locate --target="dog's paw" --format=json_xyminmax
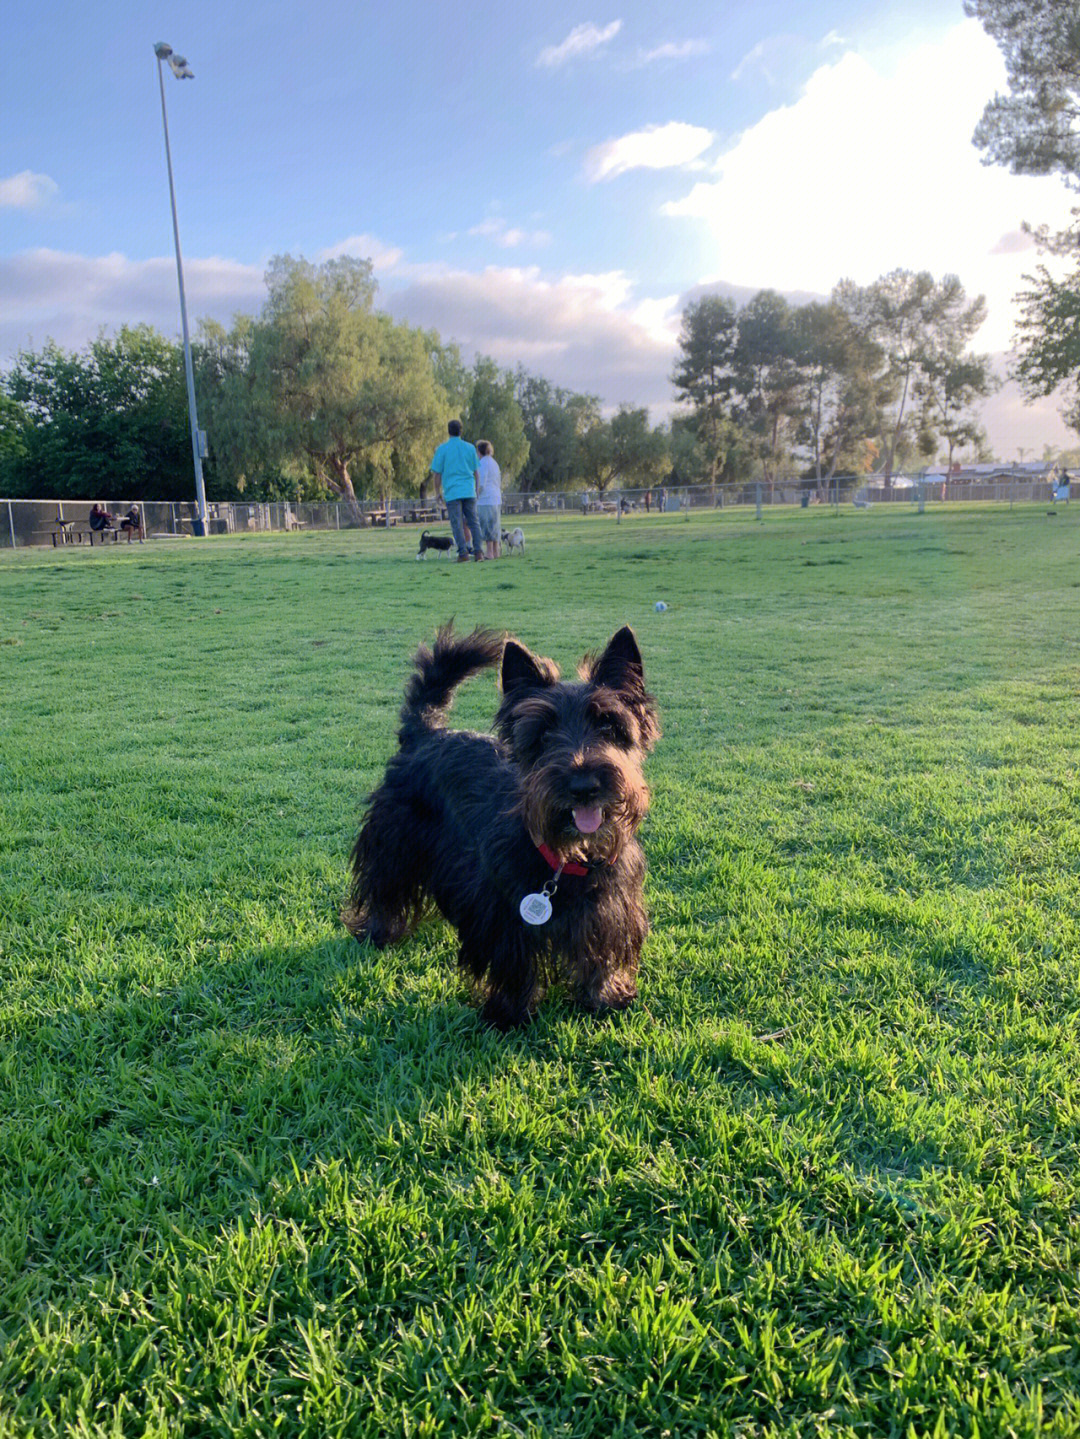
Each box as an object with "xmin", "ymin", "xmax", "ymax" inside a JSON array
[
  {"xmin": 580, "ymin": 976, "xmax": 638, "ymax": 1015},
  {"xmin": 481, "ymin": 993, "xmax": 534, "ymax": 1031},
  {"xmin": 340, "ymin": 906, "xmax": 389, "ymax": 948}
]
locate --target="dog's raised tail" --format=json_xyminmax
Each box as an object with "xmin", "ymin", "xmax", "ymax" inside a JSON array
[{"xmin": 398, "ymin": 622, "xmax": 504, "ymax": 746}]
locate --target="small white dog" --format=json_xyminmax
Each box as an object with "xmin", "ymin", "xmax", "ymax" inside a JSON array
[{"xmin": 501, "ymin": 526, "xmax": 526, "ymax": 556}]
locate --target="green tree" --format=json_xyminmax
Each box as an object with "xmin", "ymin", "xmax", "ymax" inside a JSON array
[
  {"xmin": 965, "ymin": 0, "xmax": 1080, "ymax": 191},
  {"xmin": 1013, "ymin": 263, "xmax": 1080, "ymax": 432},
  {"xmin": 195, "ymin": 316, "xmax": 292, "ymax": 498},
  {"xmin": 671, "ymin": 295, "xmax": 738, "ymax": 493},
  {"xmin": 836, "ymin": 271, "xmax": 987, "ymax": 486},
  {"xmin": 424, "ymin": 335, "xmax": 471, "ymax": 417},
  {"xmin": 916, "ymin": 351, "xmax": 998, "ymax": 474},
  {"xmin": 732, "ymin": 290, "xmax": 804, "ymax": 492},
  {"xmin": 2, "ymin": 326, "xmax": 192, "ymax": 500},
  {"xmin": 462, "ymin": 357, "xmax": 529, "ymax": 483},
  {"xmin": 577, "ymin": 419, "xmax": 617, "ymax": 493},
  {"xmin": 0, "ymin": 393, "xmax": 31, "ymax": 476},
  {"xmin": 202, "ymin": 255, "xmax": 446, "ymax": 517},
  {"xmin": 611, "ymin": 406, "xmax": 668, "ymax": 488},
  {"xmin": 514, "ymin": 370, "xmax": 599, "ymax": 491},
  {"xmin": 966, "ymin": 0, "xmax": 1080, "ymax": 435},
  {"xmin": 792, "ymin": 299, "xmax": 889, "ymax": 489}
]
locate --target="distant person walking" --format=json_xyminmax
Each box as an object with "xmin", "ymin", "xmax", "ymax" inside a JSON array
[
  {"xmin": 430, "ymin": 420, "xmax": 484, "ymax": 562},
  {"xmin": 644, "ymin": 489, "xmax": 652, "ymax": 513},
  {"xmin": 476, "ymin": 440, "xmax": 502, "ymax": 559},
  {"xmin": 657, "ymin": 485, "xmax": 667, "ymax": 513}
]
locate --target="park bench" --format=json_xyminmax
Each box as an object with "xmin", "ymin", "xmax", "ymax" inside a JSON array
[
  {"xmin": 88, "ymin": 523, "xmax": 145, "ymax": 545},
  {"xmin": 409, "ymin": 506, "xmax": 442, "ymax": 524},
  {"xmin": 365, "ymin": 511, "xmax": 398, "ymax": 527},
  {"xmin": 36, "ymin": 524, "xmax": 87, "ymax": 547}
]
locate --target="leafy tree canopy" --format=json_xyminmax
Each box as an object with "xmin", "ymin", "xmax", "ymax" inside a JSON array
[
  {"xmin": 2, "ymin": 326, "xmax": 192, "ymax": 500},
  {"xmin": 462, "ymin": 356, "xmax": 529, "ymax": 482},
  {"xmin": 200, "ymin": 255, "xmax": 447, "ymax": 512},
  {"xmin": 966, "ymin": 0, "xmax": 1080, "ymax": 188},
  {"xmin": 514, "ymin": 369, "xmax": 599, "ymax": 491},
  {"xmin": 671, "ymin": 294, "xmax": 739, "ymax": 488}
]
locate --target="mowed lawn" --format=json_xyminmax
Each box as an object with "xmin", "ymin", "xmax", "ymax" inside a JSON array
[{"xmin": 1, "ymin": 503, "xmax": 1079, "ymax": 1437}]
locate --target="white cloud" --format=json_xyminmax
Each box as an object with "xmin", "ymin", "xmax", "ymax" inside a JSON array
[
  {"xmin": 537, "ymin": 21, "xmax": 622, "ymax": 68},
  {"xmin": 585, "ymin": 121, "xmax": 714, "ymax": 182},
  {"xmin": 636, "ymin": 39, "xmax": 710, "ymax": 65},
  {"xmin": 319, "ymin": 234, "xmax": 403, "ymax": 270},
  {"xmin": 382, "ymin": 262, "xmax": 1072, "ymax": 450},
  {"xmin": 468, "ymin": 218, "xmax": 552, "ymax": 248},
  {"xmin": 382, "ymin": 263, "xmax": 678, "ymax": 407},
  {"xmin": 730, "ymin": 38, "xmax": 797, "ymax": 84},
  {"xmin": 0, "ymin": 249, "xmax": 265, "ymax": 357},
  {"xmin": 662, "ymin": 19, "xmax": 1075, "ymax": 354},
  {"xmin": 0, "ymin": 170, "xmax": 59, "ymax": 210},
  {"xmin": 989, "ymin": 230, "xmax": 1035, "ymax": 256},
  {"xmin": 2, "ymin": 234, "xmax": 1070, "ymax": 457}
]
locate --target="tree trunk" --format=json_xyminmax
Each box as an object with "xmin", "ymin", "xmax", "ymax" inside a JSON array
[
  {"xmin": 326, "ymin": 457, "xmax": 363, "ymax": 524},
  {"xmin": 884, "ymin": 367, "xmax": 911, "ymax": 492}
]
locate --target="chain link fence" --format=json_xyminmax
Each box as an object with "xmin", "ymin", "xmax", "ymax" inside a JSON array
[{"xmin": 0, "ymin": 476, "xmax": 1065, "ymax": 549}]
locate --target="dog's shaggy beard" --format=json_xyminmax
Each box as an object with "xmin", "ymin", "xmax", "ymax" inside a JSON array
[{"xmin": 518, "ymin": 749, "xmax": 650, "ymax": 865}]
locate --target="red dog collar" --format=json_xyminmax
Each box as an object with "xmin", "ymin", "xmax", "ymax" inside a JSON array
[{"xmin": 537, "ymin": 842, "xmax": 591, "ymax": 876}]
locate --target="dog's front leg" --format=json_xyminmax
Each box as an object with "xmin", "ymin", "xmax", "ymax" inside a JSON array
[
  {"xmin": 574, "ymin": 901, "xmax": 647, "ymax": 1014},
  {"xmin": 463, "ymin": 930, "xmax": 540, "ymax": 1030}
]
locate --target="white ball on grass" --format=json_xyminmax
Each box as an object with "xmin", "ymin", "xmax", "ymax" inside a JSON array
[{"xmin": 654, "ymin": 601, "xmax": 668, "ymax": 612}]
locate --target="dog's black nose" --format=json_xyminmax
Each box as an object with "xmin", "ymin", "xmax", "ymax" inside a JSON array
[{"xmin": 569, "ymin": 772, "xmax": 602, "ymax": 799}]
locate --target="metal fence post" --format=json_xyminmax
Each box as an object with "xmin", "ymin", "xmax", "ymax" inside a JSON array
[
  {"xmin": 755, "ymin": 483, "xmax": 762, "ymax": 521},
  {"xmin": 7, "ymin": 501, "xmax": 14, "ymax": 549}
]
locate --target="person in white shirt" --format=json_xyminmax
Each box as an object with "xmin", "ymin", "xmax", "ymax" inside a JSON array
[{"xmin": 476, "ymin": 440, "xmax": 503, "ymax": 559}]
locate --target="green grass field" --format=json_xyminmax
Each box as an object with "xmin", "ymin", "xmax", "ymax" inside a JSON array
[{"xmin": 2, "ymin": 503, "xmax": 1079, "ymax": 1437}]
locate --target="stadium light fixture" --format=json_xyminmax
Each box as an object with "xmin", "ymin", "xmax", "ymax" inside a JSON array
[{"xmin": 154, "ymin": 42, "xmax": 208, "ymax": 534}]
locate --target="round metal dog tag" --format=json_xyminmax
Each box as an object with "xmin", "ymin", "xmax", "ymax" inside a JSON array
[{"xmin": 519, "ymin": 892, "xmax": 553, "ymax": 925}]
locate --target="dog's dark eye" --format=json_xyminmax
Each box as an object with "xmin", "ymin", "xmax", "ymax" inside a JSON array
[{"xmin": 597, "ymin": 715, "xmax": 629, "ymax": 745}]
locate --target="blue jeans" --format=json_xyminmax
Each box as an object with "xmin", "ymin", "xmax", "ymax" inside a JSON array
[{"xmin": 446, "ymin": 497, "xmax": 483, "ymax": 558}]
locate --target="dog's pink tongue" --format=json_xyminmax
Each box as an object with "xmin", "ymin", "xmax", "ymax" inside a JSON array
[{"xmin": 573, "ymin": 805, "xmax": 603, "ymax": 835}]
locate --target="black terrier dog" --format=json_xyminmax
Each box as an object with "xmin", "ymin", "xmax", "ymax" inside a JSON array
[
  {"xmin": 416, "ymin": 529, "xmax": 454, "ymax": 559},
  {"xmin": 345, "ymin": 623, "xmax": 660, "ymax": 1029}
]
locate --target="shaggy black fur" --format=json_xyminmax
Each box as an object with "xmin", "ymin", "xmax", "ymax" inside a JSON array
[{"xmin": 346, "ymin": 622, "xmax": 660, "ymax": 1030}]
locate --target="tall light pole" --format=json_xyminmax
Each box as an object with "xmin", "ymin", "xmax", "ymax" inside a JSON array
[{"xmin": 154, "ymin": 42, "xmax": 208, "ymax": 534}]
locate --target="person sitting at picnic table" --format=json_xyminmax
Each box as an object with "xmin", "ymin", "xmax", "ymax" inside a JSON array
[
  {"xmin": 88, "ymin": 503, "xmax": 116, "ymax": 533},
  {"xmin": 120, "ymin": 504, "xmax": 142, "ymax": 537}
]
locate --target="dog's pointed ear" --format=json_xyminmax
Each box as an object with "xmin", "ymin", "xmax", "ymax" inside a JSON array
[
  {"xmin": 589, "ymin": 626, "xmax": 645, "ymax": 694},
  {"xmin": 501, "ymin": 639, "xmax": 558, "ymax": 694},
  {"xmin": 587, "ymin": 626, "xmax": 660, "ymax": 748}
]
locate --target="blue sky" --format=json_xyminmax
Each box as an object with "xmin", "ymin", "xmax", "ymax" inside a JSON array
[{"xmin": 3, "ymin": 0, "xmax": 1076, "ymax": 454}]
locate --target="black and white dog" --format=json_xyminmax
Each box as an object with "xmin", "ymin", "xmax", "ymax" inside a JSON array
[{"xmin": 417, "ymin": 530, "xmax": 455, "ymax": 560}]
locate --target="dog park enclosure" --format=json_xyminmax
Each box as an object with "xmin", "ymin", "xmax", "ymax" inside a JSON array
[
  {"xmin": 2, "ymin": 504, "xmax": 1079, "ymax": 1435},
  {"xmin": 0, "ymin": 464, "xmax": 1066, "ymax": 548}
]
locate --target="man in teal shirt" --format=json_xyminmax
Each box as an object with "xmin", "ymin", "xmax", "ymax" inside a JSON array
[{"xmin": 430, "ymin": 420, "xmax": 485, "ymax": 561}]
